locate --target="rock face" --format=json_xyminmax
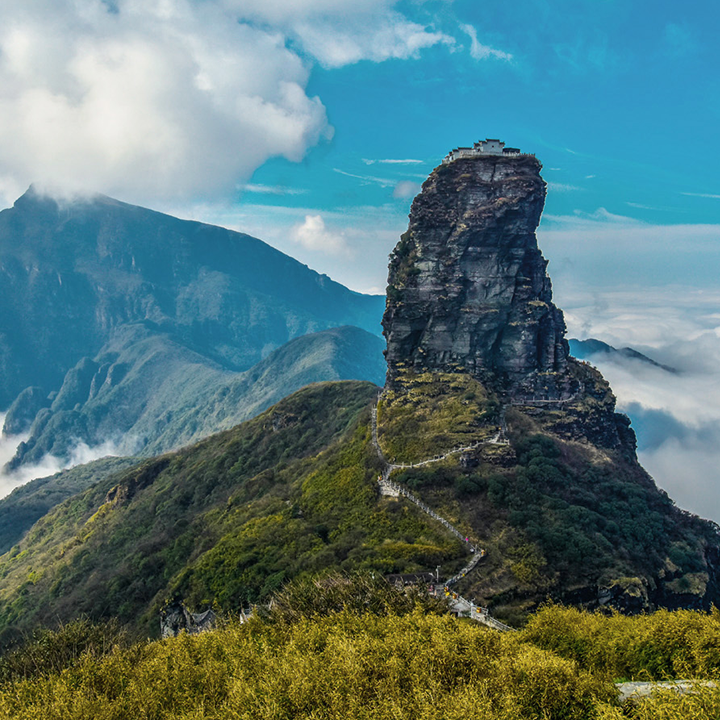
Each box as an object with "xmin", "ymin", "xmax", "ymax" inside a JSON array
[
  {"xmin": 383, "ymin": 154, "xmax": 572, "ymax": 401},
  {"xmin": 378, "ymin": 145, "xmax": 720, "ymax": 615}
]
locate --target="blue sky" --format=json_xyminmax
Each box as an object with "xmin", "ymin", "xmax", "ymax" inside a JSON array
[
  {"xmin": 1, "ymin": 0, "xmax": 718, "ymax": 296},
  {"xmin": 203, "ymin": 0, "xmax": 720, "ymax": 297},
  {"xmin": 1, "ymin": 0, "xmax": 719, "ymax": 517}
]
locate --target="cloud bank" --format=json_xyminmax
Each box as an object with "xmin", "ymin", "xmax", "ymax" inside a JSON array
[
  {"xmin": 563, "ymin": 289, "xmax": 720, "ymax": 524},
  {"xmin": 0, "ymin": 412, "xmax": 136, "ymax": 499},
  {"xmin": 0, "ymin": 0, "xmax": 452, "ymax": 205}
]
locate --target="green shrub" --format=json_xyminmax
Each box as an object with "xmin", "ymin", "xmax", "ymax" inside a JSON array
[
  {"xmin": 521, "ymin": 604, "xmax": 720, "ymax": 680},
  {"xmin": 0, "ymin": 617, "xmax": 129, "ymax": 682}
]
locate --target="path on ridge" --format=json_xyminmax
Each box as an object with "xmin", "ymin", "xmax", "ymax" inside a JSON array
[{"xmin": 370, "ymin": 400, "xmax": 515, "ymax": 631}]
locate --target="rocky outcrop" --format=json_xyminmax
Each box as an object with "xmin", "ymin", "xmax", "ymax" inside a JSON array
[
  {"xmin": 383, "ymin": 154, "xmax": 572, "ymax": 401},
  {"xmin": 2, "ymin": 387, "xmax": 50, "ymax": 436},
  {"xmin": 379, "ymin": 145, "xmax": 720, "ymax": 616}
]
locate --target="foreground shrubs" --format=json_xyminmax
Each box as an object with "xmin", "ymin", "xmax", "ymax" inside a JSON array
[
  {"xmin": 521, "ymin": 604, "xmax": 720, "ymax": 680},
  {"xmin": 263, "ymin": 571, "xmax": 446, "ymax": 624},
  {"xmin": 0, "ymin": 612, "xmax": 613, "ymax": 720},
  {"xmin": 0, "ymin": 617, "xmax": 129, "ymax": 683},
  {"xmin": 1, "ymin": 585, "xmax": 719, "ymax": 719}
]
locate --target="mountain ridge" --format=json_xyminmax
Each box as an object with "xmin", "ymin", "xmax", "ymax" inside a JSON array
[
  {"xmin": 0, "ymin": 154, "xmax": 716, "ymax": 640},
  {"xmin": 0, "ymin": 186, "xmax": 384, "ymax": 464}
]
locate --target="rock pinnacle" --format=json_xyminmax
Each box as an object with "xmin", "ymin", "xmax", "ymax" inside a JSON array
[{"xmin": 382, "ymin": 150, "xmax": 574, "ymax": 401}]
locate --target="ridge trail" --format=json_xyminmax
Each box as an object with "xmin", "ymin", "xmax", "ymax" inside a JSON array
[{"xmin": 371, "ymin": 398, "xmax": 515, "ymax": 631}]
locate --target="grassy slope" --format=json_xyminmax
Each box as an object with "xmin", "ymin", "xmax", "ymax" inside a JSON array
[
  {"xmin": 0, "ymin": 382, "xmax": 464, "ymax": 640},
  {"xmin": 0, "ymin": 457, "xmax": 138, "ymax": 555}
]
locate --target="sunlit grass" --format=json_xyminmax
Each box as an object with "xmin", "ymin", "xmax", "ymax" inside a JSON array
[{"xmin": 0, "ymin": 586, "xmax": 718, "ymax": 719}]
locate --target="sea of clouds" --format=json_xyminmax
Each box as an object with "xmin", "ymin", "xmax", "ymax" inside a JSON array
[
  {"xmin": 0, "ymin": 412, "xmax": 135, "ymax": 500},
  {"xmin": 558, "ymin": 286, "xmax": 720, "ymax": 525}
]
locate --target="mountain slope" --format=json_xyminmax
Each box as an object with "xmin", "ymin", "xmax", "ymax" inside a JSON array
[
  {"xmin": 0, "ymin": 382, "xmax": 464, "ymax": 639},
  {"xmin": 9, "ymin": 325, "xmax": 385, "ymax": 466},
  {"xmin": 0, "ymin": 187, "xmax": 384, "ymax": 463},
  {"xmin": 0, "ymin": 376, "xmax": 716, "ymax": 642},
  {"xmin": 0, "ymin": 457, "xmax": 138, "ymax": 555}
]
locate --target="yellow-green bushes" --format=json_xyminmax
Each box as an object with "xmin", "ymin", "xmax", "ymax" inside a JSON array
[
  {"xmin": 521, "ymin": 604, "xmax": 720, "ymax": 680},
  {"xmin": 2, "ymin": 599, "xmax": 720, "ymax": 719},
  {"xmin": 0, "ymin": 612, "xmax": 613, "ymax": 720}
]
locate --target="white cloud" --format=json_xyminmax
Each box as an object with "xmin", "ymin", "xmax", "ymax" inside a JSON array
[
  {"xmin": 561, "ymin": 289, "xmax": 720, "ymax": 523},
  {"xmin": 291, "ymin": 214, "xmax": 351, "ymax": 256},
  {"xmin": 363, "ymin": 158, "xmax": 424, "ymax": 165},
  {"xmin": 538, "ymin": 214, "xmax": 720, "ymax": 296},
  {"xmin": 682, "ymin": 192, "xmax": 720, "ymax": 200},
  {"xmin": 210, "ymin": 0, "xmax": 455, "ymax": 68},
  {"xmin": 172, "ymin": 200, "xmax": 406, "ymax": 292},
  {"xmin": 640, "ymin": 440, "xmax": 720, "ymax": 524},
  {"xmin": 333, "ymin": 167, "xmax": 396, "ymax": 187},
  {"xmin": 546, "ymin": 182, "xmax": 583, "ymax": 192},
  {"xmin": 459, "ymin": 23, "xmax": 512, "ymax": 61},
  {"xmin": 0, "ymin": 0, "xmax": 455, "ymax": 206},
  {"xmin": 240, "ymin": 183, "xmax": 308, "ymax": 196},
  {"xmin": 0, "ymin": 0, "xmax": 332, "ymax": 204},
  {"xmin": 393, "ymin": 180, "xmax": 421, "ymax": 199},
  {"xmin": 290, "ymin": 12, "xmax": 454, "ymax": 69},
  {"xmin": 0, "ymin": 413, "xmax": 137, "ymax": 499}
]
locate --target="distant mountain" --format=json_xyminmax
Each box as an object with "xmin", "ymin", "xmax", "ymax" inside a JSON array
[
  {"xmin": 569, "ymin": 338, "xmax": 677, "ymax": 373},
  {"xmin": 0, "ymin": 187, "xmax": 385, "ymax": 463},
  {"xmin": 10, "ymin": 325, "xmax": 385, "ymax": 466}
]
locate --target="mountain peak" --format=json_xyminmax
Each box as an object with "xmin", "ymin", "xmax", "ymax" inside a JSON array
[{"xmin": 382, "ymin": 153, "xmax": 572, "ymax": 402}]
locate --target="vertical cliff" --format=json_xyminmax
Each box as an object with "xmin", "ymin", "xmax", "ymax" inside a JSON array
[{"xmin": 382, "ymin": 154, "xmax": 572, "ymax": 401}]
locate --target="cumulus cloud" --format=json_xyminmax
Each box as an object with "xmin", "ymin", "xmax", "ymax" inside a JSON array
[
  {"xmin": 0, "ymin": 0, "xmax": 455, "ymax": 206},
  {"xmin": 289, "ymin": 12, "xmax": 454, "ymax": 68},
  {"xmin": 0, "ymin": 0, "xmax": 332, "ymax": 203},
  {"xmin": 291, "ymin": 214, "xmax": 351, "ymax": 256},
  {"xmin": 0, "ymin": 413, "xmax": 135, "ymax": 499}
]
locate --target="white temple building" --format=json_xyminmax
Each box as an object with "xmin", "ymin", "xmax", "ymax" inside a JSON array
[{"xmin": 442, "ymin": 139, "xmax": 523, "ymax": 164}]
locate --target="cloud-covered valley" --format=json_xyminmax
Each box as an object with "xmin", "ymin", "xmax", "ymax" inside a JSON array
[
  {"xmin": 562, "ymin": 288, "xmax": 720, "ymax": 525},
  {"xmin": 0, "ymin": 413, "xmax": 133, "ymax": 500}
]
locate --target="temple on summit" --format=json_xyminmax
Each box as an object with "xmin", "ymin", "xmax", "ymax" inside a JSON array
[{"xmin": 442, "ymin": 139, "xmax": 522, "ymax": 164}]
